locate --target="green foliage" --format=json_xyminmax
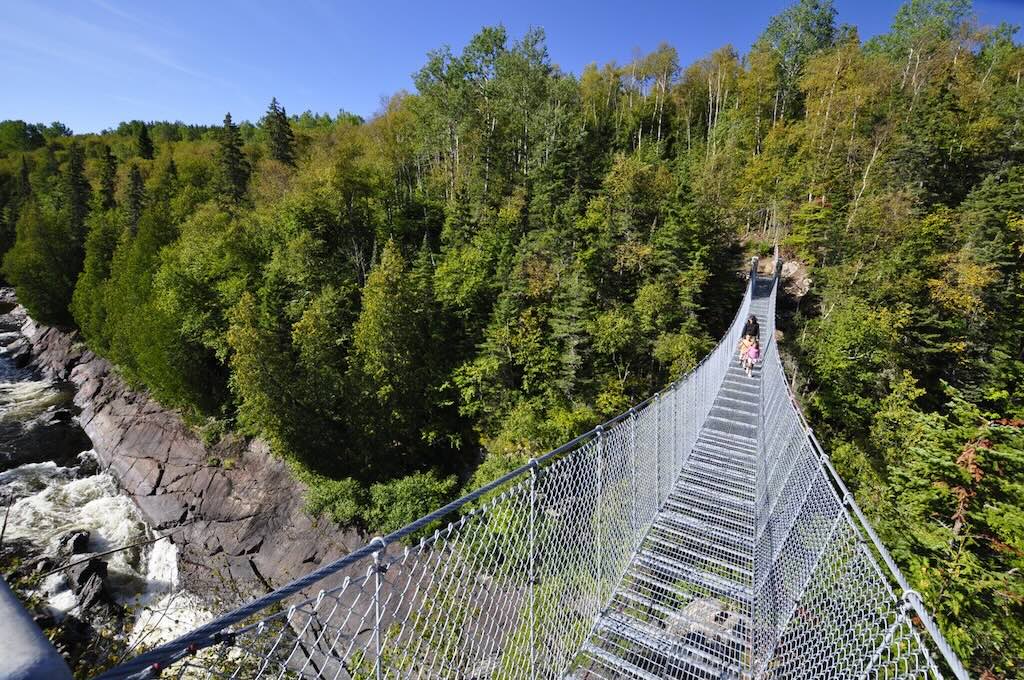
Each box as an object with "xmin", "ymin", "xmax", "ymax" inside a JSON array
[
  {"xmin": 365, "ymin": 470, "xmax": 459, "ymax": 538},
  {"xmin": 1, "ymin": 5, "xmax": 1021, "ymax": 671},
  {"xmin": 303, "ymin": 472, "xmax": 367, "ymax": 525},
  {"xmin": 0, "ymin": 120, "xmax": 45, "ymax": 153},
  {"xmin": 125, "ymin": 163, "xmax": 144, "ymax": 233},
  {"xmin": 875, "ymin": 387, "xmax": 1024, "ymax": 675},
  {"xmin": 97, "ymin": 144, "xmax": 117, "ymax": 210},
  {"xmin": 213, "ymin": 113, "xmax": 250, "ymax": 203},
  {"xmin": 71, "ymin": 209, "xmax": 122, "ymax": 349},
  {"xmin": 760, "ymin": 0, "xmax": 838, "ymax": 120},
  {"xmin": 2, "ymin": 199, "xmax": 79, "ymax": 325},
  {"xmin": 65, "ymin": 142, "xmax": 91, "ymax": 241},
  {"xmin": 800, "ymin": 296, "xmax": 907, "ymax": 430},
  {"xmin": 262, "ymin": 97, "xmax": 296, "ymax": 166},
  {"xmin": 349, "ymin": 242, "xmax": 462, "ymax": 464},
  {"xmin": 869, "ymin": 0, "xmax": 972, "ymax": 55}
]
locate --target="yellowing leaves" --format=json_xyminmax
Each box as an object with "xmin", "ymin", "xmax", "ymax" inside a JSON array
[
  {"xmin": 926, "ymin": 252, "xmax": 999, "ymax": 317},
  {"xmin": 613, "ymin": 239, "xmax": 654, "ymax": 275},
  {"xmin": 521, "ymin": 255, "xmax": 556, "ymax": 299}
]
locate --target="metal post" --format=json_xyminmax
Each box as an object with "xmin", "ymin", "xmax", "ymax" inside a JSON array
[
  {"xmin": 595, "ymin": 425, "xmax": 605, "ymax": 598},
  {"xmin": 654, "ymin": 395, "xmax": 662, "ymax": 505},
  {"xmin": 371, "ymin": 538, "xmax": 385, "ymax": 680},
  {"xmin": 528, "ymin": 459, "xmax": 538, "ymax": 678},
  {"xmin": 629, "ymin": 408, "xmax": 637, "ymax": 534}
]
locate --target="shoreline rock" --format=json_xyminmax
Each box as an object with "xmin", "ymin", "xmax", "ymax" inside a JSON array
[{"xmin": 7, "ymin": 302, "xmax": 368, "ymax": 614}]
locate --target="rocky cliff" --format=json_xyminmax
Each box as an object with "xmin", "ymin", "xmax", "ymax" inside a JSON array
[{"xmin": 8, "ymin": 306, "xmax": 367, "ymax": 609}]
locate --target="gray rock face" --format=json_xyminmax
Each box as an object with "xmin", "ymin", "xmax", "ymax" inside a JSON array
[
  {"xmin": 14, "ymin": 309, "xmax": 370, "ymax": 612},
  {"xmin": 56, "ymin": 530, "xmax": 90, "ymax": 557}
]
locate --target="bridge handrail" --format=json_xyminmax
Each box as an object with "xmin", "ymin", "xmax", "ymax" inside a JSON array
[
  {"xmin": 99, "ymin": 269, "xmax": 759, "ymax": 680},
  {"xmin": 759, "ymin": 251, "xmax": 968, "ymax": 680}
]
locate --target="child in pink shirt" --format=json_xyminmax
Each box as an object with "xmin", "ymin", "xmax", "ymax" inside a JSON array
[{"xmin": 743, "ymin": 339, "xmax": 760, "ymax": 377}]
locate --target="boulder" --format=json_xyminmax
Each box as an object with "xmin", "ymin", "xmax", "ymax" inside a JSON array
[
  {"xmin": 74, "ymin": 573, "xmax": 107, "ymax": 612},
  {"xmin": 66, "ymin": 556, "xmax": 107, "ymax": 593},
  {"xmin": 56, "ymin": 530, "xmax": 90, "ymax": 556},
  {"xmin": 0, "ymin": 407, "xmax": 93, "ymax": 472}
]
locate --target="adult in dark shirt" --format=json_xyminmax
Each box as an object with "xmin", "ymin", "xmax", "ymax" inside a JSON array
[{"xmin": 742, "ymin": 315, "xmax": 759, "ymax": 339}]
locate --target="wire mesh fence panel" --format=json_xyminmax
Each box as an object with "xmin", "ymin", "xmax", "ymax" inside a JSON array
[
  {"xmin": 753, "ymin": 335, "xmax": 943, "ymax": 679},
  {"xmin": 633, "ymin": 406, "xmax": 660, "ymax": 536},
  {"xmin": 99, "ymin": 265, "xmax": 965, "ymax": 680},
  {"xmin": 759, "ymin": 526, "xmax": 935, "ymax": 680}
]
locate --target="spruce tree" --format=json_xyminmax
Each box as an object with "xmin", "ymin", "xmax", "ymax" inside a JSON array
[
  {"xmin": 136, "ymin": 121, "xmax": 154, "ymax": 160},
  {"xmin": 98, "ymin": 144, "xmax": 118, "ymax": 210},
  {"xmin": 215, "ymin": 113, "xmax": 251, "ymax": 203},
  {"xmin": 154, "ymin": 156, "xmax": 178, "ymax": 203},
  {"xmin": 126, "ymin": 164, "xmax": 145, "ymax": 234},
  {"xmin": 263, "ymin": 97, "xmax": 297, "ymax": 166},
  {"xmin": 17, "ymin": 155, "xmax": 30, "ymax": 199},
  {"xmin": 65, "ymin": 142, "xmax": 91, "ymax": 242}
]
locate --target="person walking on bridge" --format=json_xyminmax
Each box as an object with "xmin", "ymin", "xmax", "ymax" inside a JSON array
[
  {"xmin": 743, "ymin": 338, "xmax": 760, "ymax": 377},
  {"xmin": 742, "ymin": 314, "xmax": 759, "ymax": 340}
]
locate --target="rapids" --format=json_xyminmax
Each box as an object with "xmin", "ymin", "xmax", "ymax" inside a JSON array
[{"xmin": 0, "ymin": 305, "xmax": 210, "ymax": 660}]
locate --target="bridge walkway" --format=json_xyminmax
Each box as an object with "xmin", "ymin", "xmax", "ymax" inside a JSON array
[{"xmin": 576, "ymin": 280, "xmax": 772, "ymax": 680}]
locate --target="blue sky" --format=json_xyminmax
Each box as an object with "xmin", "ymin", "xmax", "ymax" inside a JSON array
[{"xmin": 2, "ymin": 0, "xmax": 1022, "ymax": 133}]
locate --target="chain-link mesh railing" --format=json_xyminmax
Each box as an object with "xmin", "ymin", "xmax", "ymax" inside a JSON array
[
  {"xmin": 97, "ymin": 279, "xmax": 754, "ymax": 680},
  {"xmin": 98, "ymin": 260, "xmax": 967, "ymax": 680},
  {"xmin": 752, "ymin": 262, "xmax": 967, "ymax": 680}
]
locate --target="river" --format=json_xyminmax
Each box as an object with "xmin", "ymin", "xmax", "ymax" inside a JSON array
[{"xmin": 0, "ymin": 298, "xmax": 209, "ymax": 672}]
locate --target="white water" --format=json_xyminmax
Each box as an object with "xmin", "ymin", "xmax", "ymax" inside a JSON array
[
  {"xmin": 3, "ymin": 456, "xmax": 146, "ymax": 587},
  {"xmin": 128, "ymin": 539, "xmax": 212, "ymax": 648},
  {"xmin": 2, "ymin": 452, "xmax": 212, "ymax": 644},
  {"xmin": 0, "ymin": 379, "xmax": 71, "ymax": 422},
  {"xmin": 0, "ymin": 333, "xmax": 211, "ymax": 650}
]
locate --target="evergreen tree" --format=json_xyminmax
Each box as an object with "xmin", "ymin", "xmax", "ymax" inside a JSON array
[
  {"xmin": 98, "ymin": 144, "xmax": 118, "ymax": 210},
  {"xmin": 136, "ymin": 121, "xmax": 154, "ymax": 160},
  {"xmin": 214, "ymin": 113, "xmax": 250, "ymax": 203},
  {"xmin": 349, "ymin": 241, "xmax": 437, "ymax": 458},
  {"xmin": 153, "ymin": 156, "xmax": 178, "ymax": 203},
  {"xmin": 65, "ymin": 141, "xmax": 91, "ymax": 243},
  {"xmin": 2, "ymin": 199, "xmax": 78, "ymax": 325},
  {"xmin": 71, "ymin": 210, "xmax": 122, "ymax": 350},
  {"xmin": 263, "ymin": 97, "xmax": 296, "ymax": 166},
  {"xmin": 0, "ymin": 156, "xmax": 33, "ymax": 261},
  {"xmin": 126, "ymin": 164, "xmax": 145, "ymax": 234},
  {"xmin": 16, "ymin": 155, "xmax": 30, "ymax": 199}
]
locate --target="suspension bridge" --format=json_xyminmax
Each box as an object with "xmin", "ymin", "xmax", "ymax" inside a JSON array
[{"xmin": 98, "ymin": 256, "xmax": 968, "ymax": 680}]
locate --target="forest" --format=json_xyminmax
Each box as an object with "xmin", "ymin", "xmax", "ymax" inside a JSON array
[{"xmin": 0, "ymin": 0, "xmax": 1021, "ymax": 675}]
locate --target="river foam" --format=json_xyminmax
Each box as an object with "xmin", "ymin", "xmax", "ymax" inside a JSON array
[
  {"xmin": 129, "ymin": 538, "xmax": 212, "ymax": 649},
  {"xmin": 2, "ymin": 456, "xmax": 210, "ymax": 646},
  {"xmin": 0, "ymin": 379, "xmax": 72, "ymax": 422}
]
